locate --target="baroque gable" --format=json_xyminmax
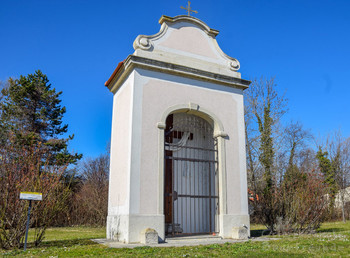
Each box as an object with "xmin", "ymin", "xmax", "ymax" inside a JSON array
[{"xmin": 133, "ymin": 15, "xmax": 241, "ymax": 78}]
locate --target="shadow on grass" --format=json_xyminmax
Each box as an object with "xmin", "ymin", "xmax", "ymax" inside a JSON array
[
  {"xmin": 29, "ymin": 238, "xmax": 99, "ymax": 249},
  {"xmin": 250, "ymin": 229, "xmax": 270, "ymax": 238},
  {"xmin": 317, "ymin": 228, "xmax": 346, "ymax": 233},
  {"xmin": 1, "ymin": 238, "xmax": 100, "ymax": 256}
]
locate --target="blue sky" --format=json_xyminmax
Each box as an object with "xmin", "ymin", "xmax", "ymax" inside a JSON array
[{"xmin": 1, "ymin": 0, "xmax": 349, "ymax": 158}]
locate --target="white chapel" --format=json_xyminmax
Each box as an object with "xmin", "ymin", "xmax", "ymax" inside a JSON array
[{"xmin": 105, "ymin": 14, "xmax": 251, "ymax": 244}]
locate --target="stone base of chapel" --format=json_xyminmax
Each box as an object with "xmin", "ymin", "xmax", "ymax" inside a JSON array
[
  {"xmin": 219, "ymin": 214, "xmax": 250, "ymax": 239},
  {"xmin": 106, "ymin": 214, "xmax": 165, "ymax": 244},
  {"xmin": 107, "ymin": 213, "xmax": 250, "ymax": 243}
]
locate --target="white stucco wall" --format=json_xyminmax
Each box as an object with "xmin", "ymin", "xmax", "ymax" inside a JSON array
[{"xmin": 108, "ymin": 73, "xmax": 134, "ymax": 217}]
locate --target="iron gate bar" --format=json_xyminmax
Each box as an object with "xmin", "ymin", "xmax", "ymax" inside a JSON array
[
  {"xmin": 208, "ymin": 162, "xmax": 212, "ymax": 232},
  {"xmin": 165, "ymin": 156, "xmax": 217, "ymax": 163},
  {"xmin": 198, "ymin": 152, "xmax": 206, "ymax": 233},
  {"xmin": 201, "ymin": 129, "xmax": 204, "ymax": 234},
  {"xmin": 198, "ymin": 157, "xmax": 204, "ymax": 234},
  {"xmin": 192, "ymin": 152, "xmax": 195, "ymax": 233},
  {"xmin": 177, "ymin": 194, "xmax": 218, "ymax": 198},
  {"xmin": 165, "ymin": 144, "xmax": 218, "ymax": 152},
  {"xmin": 172, "ymin": 155, "xmax": 175, "ymax": 236},
  {"xmin": 167, "ymin": 232, "xmax": 217, "ymax": 237}
]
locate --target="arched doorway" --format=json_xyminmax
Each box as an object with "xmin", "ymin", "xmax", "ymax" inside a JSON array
[{"xmin": 164, "ymin": 112, "xmax": 219, "ymax": 236}]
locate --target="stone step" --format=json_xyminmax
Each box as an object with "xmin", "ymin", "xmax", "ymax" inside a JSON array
[{"xmin": 165, "ymin": 235, "xmax": 222, "ymax": 243}]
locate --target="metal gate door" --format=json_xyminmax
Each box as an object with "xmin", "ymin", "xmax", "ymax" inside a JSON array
[{"xmin": 164, "ymin": 113, "xmax": 219, "ymax": 236}]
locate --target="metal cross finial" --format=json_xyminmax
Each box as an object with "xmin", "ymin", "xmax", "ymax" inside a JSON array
[{"xmin": 181, "ymin": 1, "xmax": 198, "ymax": 16}]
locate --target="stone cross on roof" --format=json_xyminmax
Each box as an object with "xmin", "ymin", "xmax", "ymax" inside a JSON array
[{"xmin": 180, "ymin": 1, "xmax": 198, "ymax": 16}]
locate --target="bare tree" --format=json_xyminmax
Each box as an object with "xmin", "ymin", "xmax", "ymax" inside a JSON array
[
  {"xmin": 327, "ymin": 131, "xmax": 350, "ymax": 222},
  {"xmin": 244, "ymin": 77, "xmax": 288, "ymax": 231},
  {"xmin": 70, "ymin": 154, "xmax": 109, "ymax": 226},
  {"xmin": 245, "ymin": 77, "xmax": 288, "ymax": 187},
  {"xmin": 245, "ymin": 77, "xmax": 329, "ymax": 233},
  {"xmin": 284, "ymin": 121, "xmax": 311, "ymax": 167}
]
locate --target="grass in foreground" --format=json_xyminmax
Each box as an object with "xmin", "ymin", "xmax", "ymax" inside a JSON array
[{"xmin": 1, "ymin": 221, "xmax": 350, "ymax": 257}]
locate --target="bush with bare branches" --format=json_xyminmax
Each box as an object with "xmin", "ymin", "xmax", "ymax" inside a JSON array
[
  {"xmin": 0, "ymin": 134, "xmax": 70, "ymax": 249},
  {"xmin": 245, "ymin": 77, "xmax": 329, "ymax": 234},
  {"xmin": 69, "ymin": 154, "xmax": 109, "ymax": 226}
]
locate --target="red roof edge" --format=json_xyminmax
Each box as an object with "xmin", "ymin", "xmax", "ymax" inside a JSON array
[{"xmin": 105, "ymin": 61, "xmax": 124, "ymax": 87}]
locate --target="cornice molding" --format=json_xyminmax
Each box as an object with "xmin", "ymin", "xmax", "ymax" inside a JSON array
[{"xmin": 107, "ymin": 55, "xmax": 250, "ymax": 94}]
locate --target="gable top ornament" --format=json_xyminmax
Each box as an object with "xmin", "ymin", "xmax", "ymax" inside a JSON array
[
  {"xmin": 105, "ymin": 15, "xmax": 250, "ymax": 92},
  {"xmin": 181, "ymin": 1, "xmax": 198, "ymax": 16}
]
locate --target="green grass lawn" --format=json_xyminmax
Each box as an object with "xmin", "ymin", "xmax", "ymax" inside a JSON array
[{"xmin": 1, "ymin": 222, "xmax": 350, "ymax": 257}]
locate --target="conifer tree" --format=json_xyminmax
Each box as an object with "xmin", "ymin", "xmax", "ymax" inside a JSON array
[
  {"xmin": 0, "ymin": 70, "xmax": 82, "ymax": 164},
  {"xmin": 316, "ymin": 148, "xmax": 337, "ymax": 213}
]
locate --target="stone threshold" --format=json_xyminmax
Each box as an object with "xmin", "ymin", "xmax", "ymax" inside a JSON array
[{"xmin": 93, "ymin": 236, "xmax": 276, "ymax": 249}]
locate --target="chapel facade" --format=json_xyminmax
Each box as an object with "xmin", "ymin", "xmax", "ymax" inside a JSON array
[{"xmin": 105, "ymin": 15, "xmax": 250, "ymax": 243}]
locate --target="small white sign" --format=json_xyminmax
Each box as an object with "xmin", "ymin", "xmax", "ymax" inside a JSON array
[{"xmin": 20, "ymin": 192, "xmax": 42, "ymax": 201}]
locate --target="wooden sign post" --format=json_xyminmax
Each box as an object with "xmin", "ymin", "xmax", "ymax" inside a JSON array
[{"xmin": 20, "ymin": 192, "xmax": 42, "ymax": 251}]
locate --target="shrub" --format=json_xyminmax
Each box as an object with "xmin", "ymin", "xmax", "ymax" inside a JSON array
[{"xmin": 0, "ymin": 135, "xmax": 70, "ymax": 249}]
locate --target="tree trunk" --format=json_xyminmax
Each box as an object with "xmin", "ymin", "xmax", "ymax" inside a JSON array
[{"xmin": 341, "ymin": 191, "xmax": 346, "ymax": 223}]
